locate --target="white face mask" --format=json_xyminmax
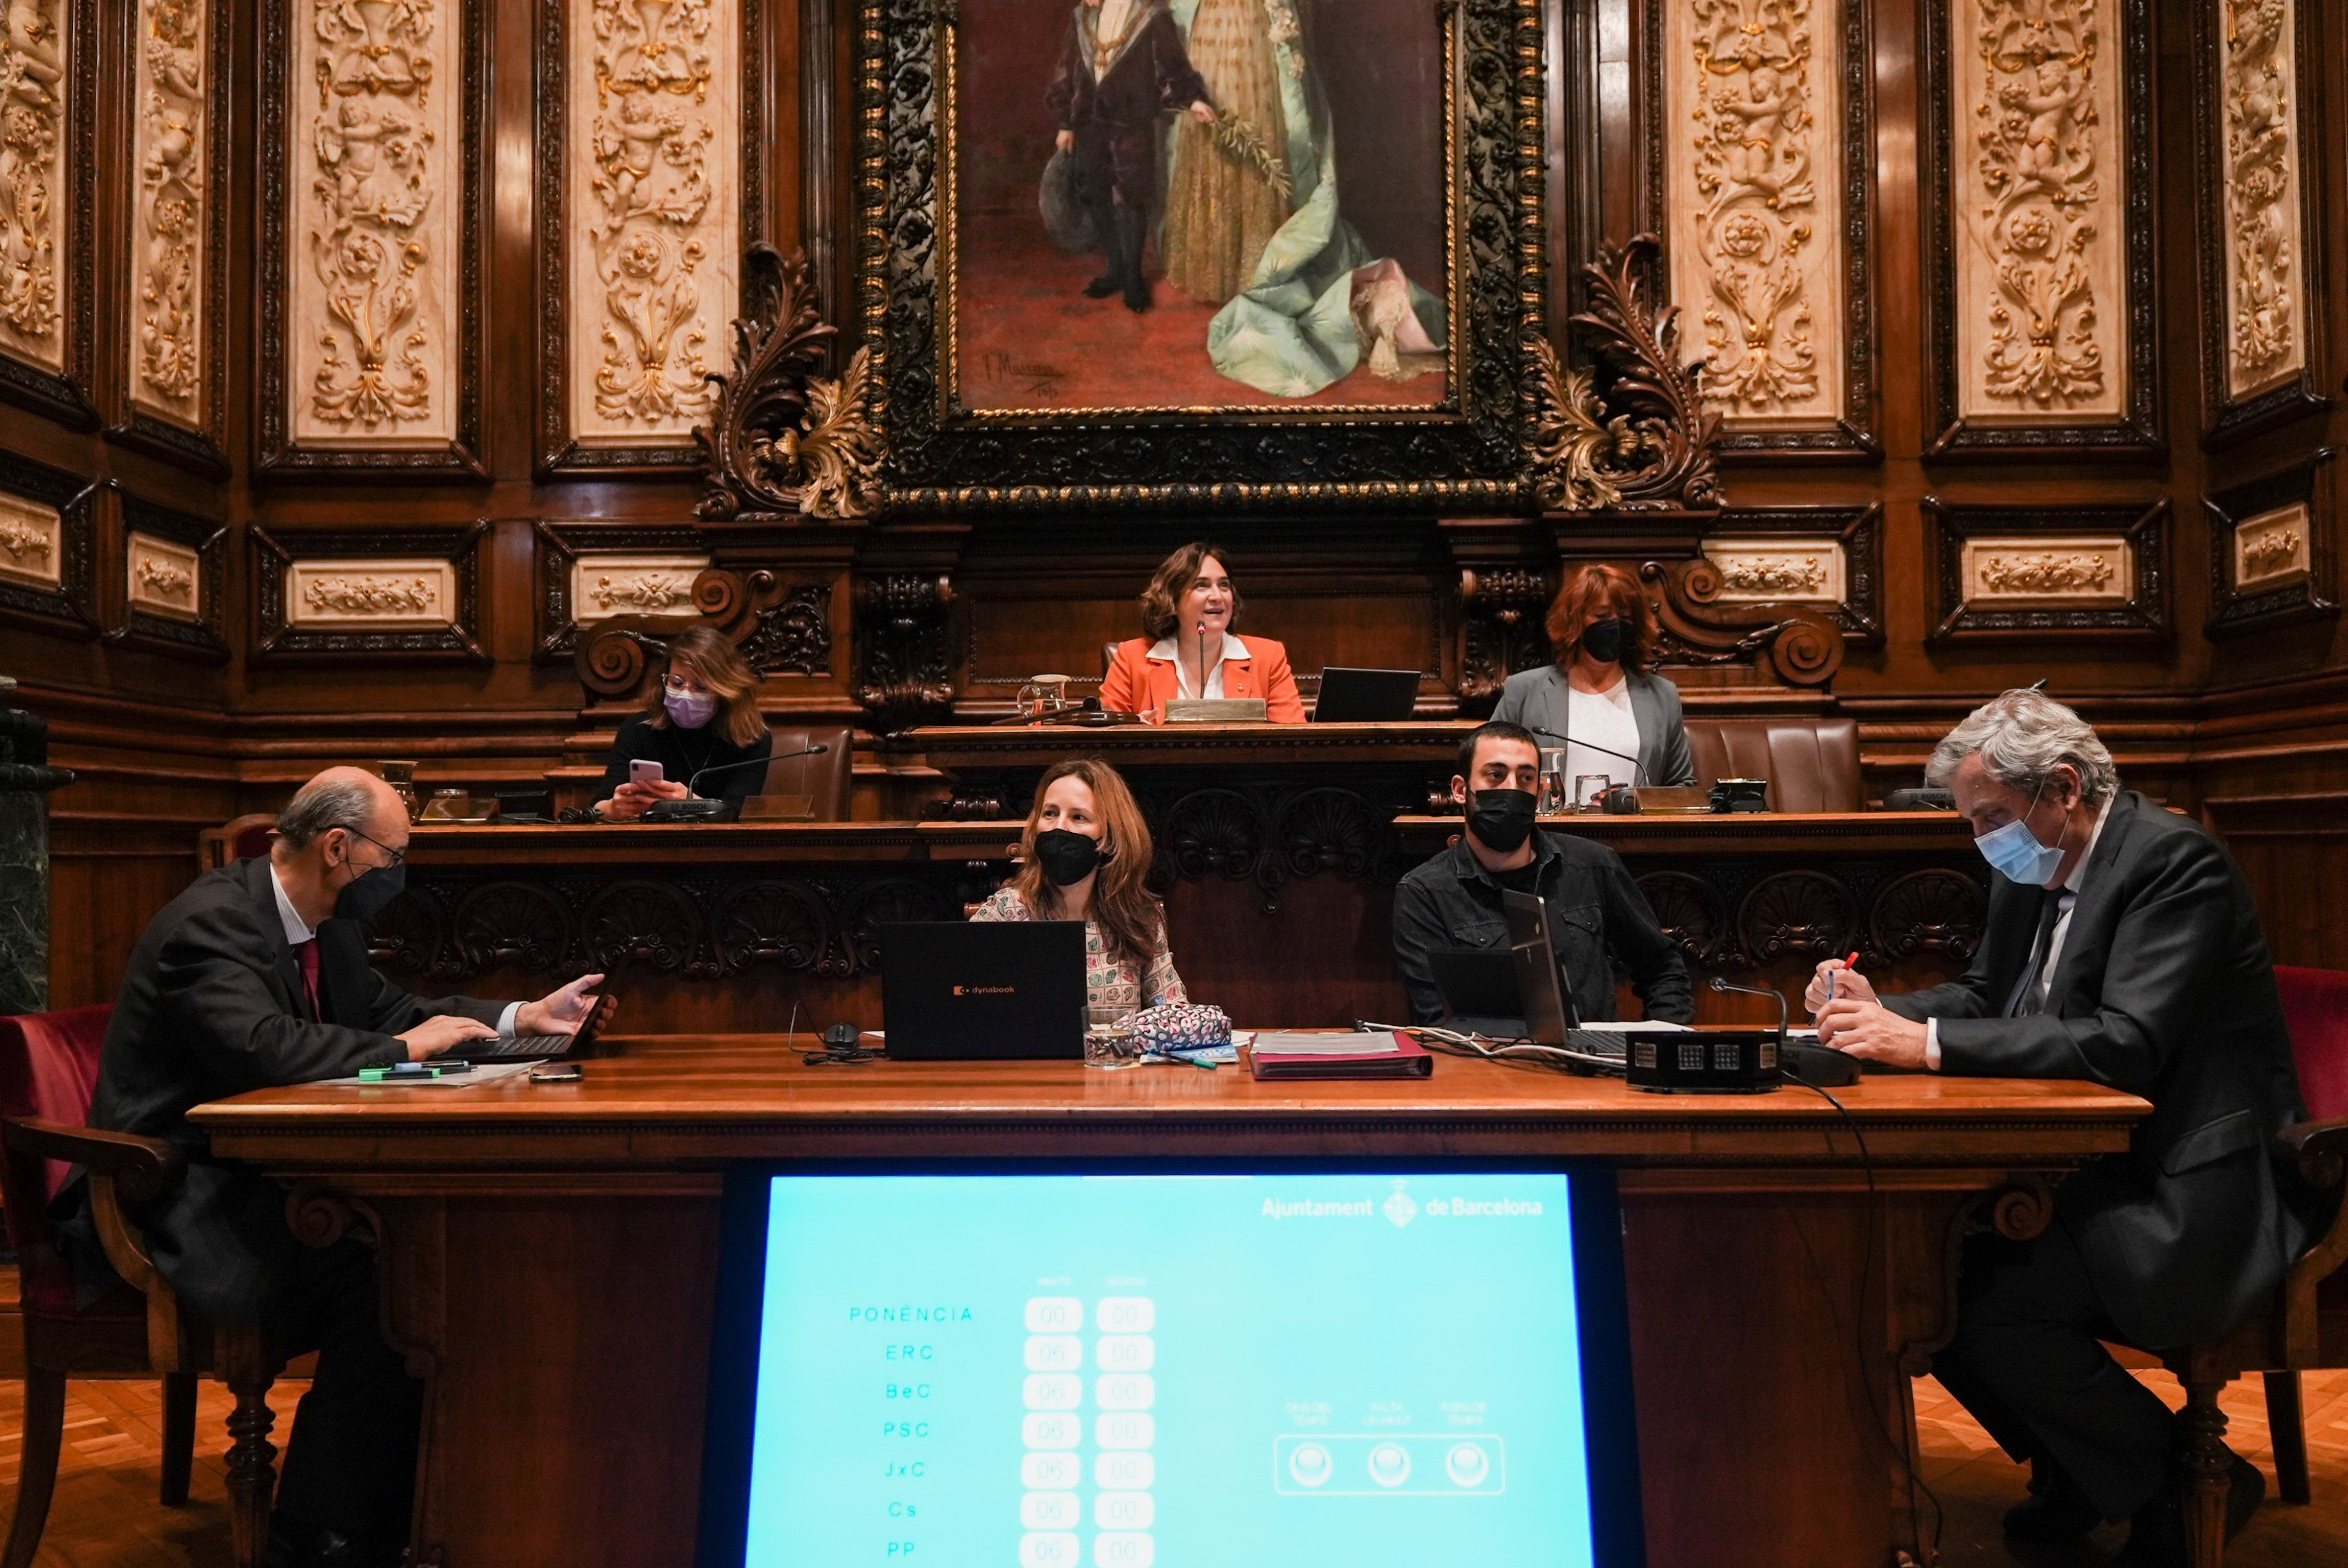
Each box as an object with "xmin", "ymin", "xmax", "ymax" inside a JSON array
[{"xmin": 1973, "ymin": 778, "xmax": 2069, "ymax": 888}]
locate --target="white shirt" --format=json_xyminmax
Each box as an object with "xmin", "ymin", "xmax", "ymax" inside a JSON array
[
  {"xmin": 1146, "ymin": 631, "xmax": 1250, "ymax": 701},
  {"xmin": 1095, "ymin": 0, "xmax": 1139, "ymax": 53},
  {"xmin": 1924, "ymin": 794, "xmax": 2114, "ymax": 1069},
  {"xmin": 1563, "ymin": 678, "xmax": 1642, "ymax": 796},
  {"xmin": 269, "ymin": 862, "xmax": 518, "ymax": 1036}
]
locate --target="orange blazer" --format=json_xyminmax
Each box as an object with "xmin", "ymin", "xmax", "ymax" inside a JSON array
[{"xmin": 1100, "ymin": 635, "xmax": 1307, "ymax": 724}]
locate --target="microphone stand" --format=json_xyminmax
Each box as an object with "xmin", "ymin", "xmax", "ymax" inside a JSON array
[
  {"xmin": 640, "ymin": 744, "xmax": 829, "ymax": 823},
  {"xmin": 1711, "ymin": 975, "xmax": 1860, "ymax": 1087}
]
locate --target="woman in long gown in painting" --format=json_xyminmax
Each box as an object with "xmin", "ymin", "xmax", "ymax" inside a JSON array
[{"xmin": 1160, "ymin": 0, "xmax": 1291, "ymax": 304}]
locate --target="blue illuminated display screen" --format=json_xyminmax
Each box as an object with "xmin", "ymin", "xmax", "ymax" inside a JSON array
[{"xmin": 728, "ymin": 1172, "xmax": 1605, "ymax": 1568}]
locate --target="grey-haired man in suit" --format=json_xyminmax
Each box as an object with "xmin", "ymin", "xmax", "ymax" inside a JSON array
[{"xmin": 1808, "ymin": 691, "xmax": 2319, "ymax": 1567}]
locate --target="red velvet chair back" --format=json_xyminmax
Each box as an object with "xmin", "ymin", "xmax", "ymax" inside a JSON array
[
  {"xmin": 0, "ymin": 1006, "xmax": 116, "ymax": 1314},
  {"xmin": 2277, "ymin": 967, "xmax": 2348, "ymax": 1123}
]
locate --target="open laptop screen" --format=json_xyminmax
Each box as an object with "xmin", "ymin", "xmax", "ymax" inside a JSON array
[{"xmin": 697, "ymin": 1166, "xmax": 1645, "ymax": 1567}]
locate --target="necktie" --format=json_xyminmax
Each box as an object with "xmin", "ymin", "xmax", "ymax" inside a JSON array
[
  {"xmin": 294, "ymin": 938, "xmax": 322, "ymax": 1021},
  {"xmin": 2004, "ymin": 889, "xmax": 2074, "ymax": 1018}
]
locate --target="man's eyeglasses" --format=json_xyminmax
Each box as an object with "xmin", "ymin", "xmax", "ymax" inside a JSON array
[{"xmin": 346, "ymin": 828, "xmax": 407, "ymax": 869}]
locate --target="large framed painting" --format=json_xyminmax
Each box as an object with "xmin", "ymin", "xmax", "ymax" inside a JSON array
[{"xmin": 858, "ymin": 0, "xmax": 1547, "ymax": 509}]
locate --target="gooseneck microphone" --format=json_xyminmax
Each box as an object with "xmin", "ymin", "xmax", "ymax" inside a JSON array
[
  {"xmin": 1708, "ymin": 974, "xmax": 1787, "ymax": 1041},
  {"xmin": 642, "ymin": 744, "xmax": 829, "ymax": 823},
  {"xmin": 1712, "ymin": 974, "xmax": 1864, "ymax": 1087}
]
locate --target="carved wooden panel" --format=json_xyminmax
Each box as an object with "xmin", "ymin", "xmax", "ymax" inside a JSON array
[
  {"xmin": 257, "ymin": 0, "xmax": 486, "ymax": 474},
  {"xmin": 2205, "ymin": 447, "xmax": 2336, "ymax": 636},
  {"xmin": 0, "ymin": 0, "xmax": 95, "ymax": 424},
  {"xmin": 109, "ymin": 485, "xmax": 226, "ymax": 659},
  {"xmin": 2192, "ymin": 0, "xmax": 2328, "ymax": 447},
  {"xmin": 112, "ymin": 0, "xmax": 229, "ymax": 473},
  {"xmin": 1653, "ymin": 0, "xmax": 1876, "ymax": 457},
  {"xmin": 0, "ymin": 448, "xmax": 95, "ymax": 633},
  {"xmin": 532, "ymin": 519, "xmax": 711, "ymax": 658},
  {"xmin": 1698, "ymin": 504, "xmax": 1881, "ymax": 642},
  {"xmin": 1924, "ymin": 498, "xmax": 2168, "ymax": 641},
  {"xmin": 537, "ymin": 0, "xmax": 762, "ymax": 475},
  {"xmin": 251, "ymin": 523, "xmax": 487, "ymax": 660},
  {"xmin": 1922, "ymin": 0, "xmax": 2161, "ymax": 457}
]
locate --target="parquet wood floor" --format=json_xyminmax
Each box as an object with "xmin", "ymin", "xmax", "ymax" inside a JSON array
[{"xmin": 0, "ymin": 1367, "xmax": 2338, "ymax": 1563}]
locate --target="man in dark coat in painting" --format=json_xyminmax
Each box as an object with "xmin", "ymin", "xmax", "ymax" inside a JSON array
[{"xmin": 1045, "ymin": 0, "xmax": 1214, "ymax": 312}]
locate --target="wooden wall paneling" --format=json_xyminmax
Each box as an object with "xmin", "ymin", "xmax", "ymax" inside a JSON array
[
  {"xmin": 254, "ymin": 0, "xmax": 487, "ymax": 477},
  {"xmin": 1923, "ymin": 497, "xmax": 2171, "ymax": 642},
  {"xmin": 535, "ymin": 0, "xmax": 763, "ymax": 477},
  {"xmin": 0, "ymin": 0, "xmax": 97, "ymax": 425},
  {"xmin": 104, "ymin": 0, "xmax": 231, "ymax": 475},
  {"xmin": 104, "ymin": 482, "xmax": 228, "ymax": 660},
  {"xmin": 2191, "ymin": 0, "xmax": 2331, "ymax": 448},
  {"xmin": 248, "ymin": 521, "xmax": 490, "ymax": 662},
  {"xmin": 1699, "ymin": 504, "xmax": 1883, "ymax": 643},
  {"xmin": 0, "ymin": 447, "xmax": 97, "ymax": 636},
  {"xmin": 1647, "ymin": 0, "xmax": 1879, "ymax": 459},
  {"xmin": 1920, "ymin": 0, "xmax": 2164, "ymax": 459},
  {"xmin": 2204, "ymin": 445, "xmax": 2338, "ymax": 634},
  {"xmin": 2202, "ymin": 792, "xmax": 2348, "ymax": 969},
  {"xmin": 532, "ymin": 520, "xmax": 712, "ymax": 661}
]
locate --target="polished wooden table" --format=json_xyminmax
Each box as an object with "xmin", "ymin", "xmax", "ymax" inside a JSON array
[{"xmin": 192, "ymin": 1038, "xmax": 2147, "ymax": 1568}]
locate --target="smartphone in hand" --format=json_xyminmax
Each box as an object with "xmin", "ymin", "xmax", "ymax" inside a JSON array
[{"xmin": 628, "ymin": 759, "xmax": 665, "ymax": 788}]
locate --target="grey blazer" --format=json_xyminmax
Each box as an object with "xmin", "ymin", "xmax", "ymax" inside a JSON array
[{"xmin": 1487, "ymin": 665, "xmax": 1696, "ymax": 787}]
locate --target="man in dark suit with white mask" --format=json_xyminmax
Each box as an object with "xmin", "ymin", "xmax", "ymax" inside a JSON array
[
  {"xmin": 1807, "ymin": 690, "xmax": 2317, "ymax": 1567},
  {"xmin": 56, "ymin": 767, "xmax": 605, "ymax": 1567}
]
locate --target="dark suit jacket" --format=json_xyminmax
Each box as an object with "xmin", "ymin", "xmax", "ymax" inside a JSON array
[
  {"xmin": 1044, "ymin": 2, "xmax": 1209, "ymax": 204},
  {"xmin": 56, "ymin": 856, "xmax": 504, "ymax": 1322},
  {"xmin": 1883, "ymin": 791, "xmax": 2315, "ymax": 1349}
]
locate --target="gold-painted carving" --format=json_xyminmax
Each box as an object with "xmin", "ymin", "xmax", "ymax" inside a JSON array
[
  {"xmin": 131, "ymin": 0, "xmax": 208, "ymax": 411},
  {"xmin": 1978, "ymin": 552, "xmax": 2112, "ymax": 594},
  {"xmin": 304, "ymin": 575, "xmax": 434, "ymax": 615},
  {"xmin": 2219, "ymin": 0, "xmax": 2304, "ymax": 398},
  {"xmin": 0, "ymin": 494, "xmax": 62, "ymax": 586},
  {"xmin": 286, "ymin": 557, "xmax": 457, "ymax": 624},
  {"xmin": 0, "ymin": 0, "xmax": 65, "ymax": 367},
  {"xmin": 2234, "ymin": 502, "xmax": 2309, "ymax": 588},
  {"xmin": 1722, "ymin": 555, "xmax": 1825, "ymax": 594},
  {"xmin": 127, "ymin": 532, "xmax": 200, "ymax": 617},
  {"xmin": 0, "ymin": 518, "xmax": 54, "ymax": 566}
]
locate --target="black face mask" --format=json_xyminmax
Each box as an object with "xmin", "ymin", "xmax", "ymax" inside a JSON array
[
  {"xmin": 1466, "ymin": 788, "xmax": 1538, "ymax": 854},
  {"xmin": 334, "ymin": 860, "xmax": 407, "ymax": 924},
  {"xmin": 1034, "ymin": 828, "xmax": 1106, "ymax": 887},
  {"xmin": 1581, "ymin": 616, "xmax": 1635, "ymax": 665}
]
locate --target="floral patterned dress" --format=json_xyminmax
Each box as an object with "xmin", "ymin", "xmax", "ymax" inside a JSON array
[
  {"xmin": 969, "ymin": 886, "xmax": 1188, "ymax": 1012},
  {"xmin": 1161, "ymin": 0, "xmax": 1292, "ymax": 303}
]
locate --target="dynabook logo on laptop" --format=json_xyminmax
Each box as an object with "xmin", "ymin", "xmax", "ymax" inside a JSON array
[{"xmin": 951, "ymin": 985, "xmax": 1016, "ymax": 996}]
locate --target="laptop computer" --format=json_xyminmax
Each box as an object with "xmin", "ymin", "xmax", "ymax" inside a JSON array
[
  {"xmin": 880, "ymin": 921, "xmax": 1088, "ymax": 1060},
  {"xmin": 1501, "ymin": 890, "xmax": 1630, "ymax": 1065},
  {"xmin": 1429, "ymin": 948, "xmax": 1527, "ymax": 1039},
  {"xmin": 446, "ymin": 988, "xmax": 616, "ymax": 1063},
  {"xmin": 1311, "ymin": 667, "xmax": 1421, "ymax": 722}
]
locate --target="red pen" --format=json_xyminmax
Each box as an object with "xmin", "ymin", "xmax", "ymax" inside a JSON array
[{"xmin": 1825, "ymin": 950, "xmax": 1860, "ymax": 1003}]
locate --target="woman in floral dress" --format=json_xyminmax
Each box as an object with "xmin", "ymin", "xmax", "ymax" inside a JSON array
[
  {"xmin": 970, "ymin": 759, "xmax": 1186, "ymax": 1012},
  {"xmin": 1160, "ymin": 0, "xmax": 1296, "ymax": 304}
]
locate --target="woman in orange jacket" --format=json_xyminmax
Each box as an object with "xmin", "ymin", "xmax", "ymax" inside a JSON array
[{"xmin": 1099, "ymin": 542, "xmax": 1306, "ymax": 723}]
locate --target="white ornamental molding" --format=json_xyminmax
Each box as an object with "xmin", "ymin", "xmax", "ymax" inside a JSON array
[
  {"xmin": 1668, "ymin": 0, "xmax": 1841, "ymax": 427},
  {"xmin": 2217, "ymin": 0, "xmax": 2305, "ymax": 401},
  {"xmin": 1953, "ymin": 0, "xmax": 2124, "ymax": 418},
  {"xmin": 1702, "ymin": 538, "xmax": 1845, "ymax": 603},
  {"xmin": 2233, "ymin": 501, "xmax": 2309, "ymax": 590},
  {"xmin": 0, "ymin": 0, "xmax": 65, "ymax": 372},
  {"xmin": 570, "ymin": 553, "xmax": 711, "ymax": 621},
  {"xmin": 126, "ymin": 529, "xmax": 200, "ymax": 617},
  {"xmin": 0, "ymin": 492, "xmax": 62, "ymax": 588},
  {"xmin": 1961, "ymin": 536, "xmax": 2133, "ymax": 602},
  {"xmin": 130, "ymin": 0, "xmax": 208, "ymax": 416},
  {"xmin": 568, "ymin": 0, "xmax": 740, "ymax": 445},
  {"xmin": 286, "ymin": 557, "xmax": 457, "ymax": 626},
  {"xmin": 290, "ymin": 0, "xmax": 459, "ymax": 442}
]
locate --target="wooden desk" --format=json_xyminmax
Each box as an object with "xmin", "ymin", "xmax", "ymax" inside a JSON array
[
  {"xmin": 387, "ymin": 813, "xmax": 1983, "ymax": 1033},
  {"xmin": 193, "ymin": 1040, "xmax": 2146, "ymax": 1568}
]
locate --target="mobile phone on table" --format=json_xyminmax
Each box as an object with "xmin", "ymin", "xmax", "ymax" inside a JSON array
[
  {"xmin": 529, "ymin": 1062, "xmax": 584, "ymax": 1083},
  {"xmin": 628, "ymin": 759, "xmax": 665, "ymax": 787}
]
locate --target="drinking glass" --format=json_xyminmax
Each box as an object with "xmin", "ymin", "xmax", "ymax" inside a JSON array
[
  {"xmin": 1537, "ymin": 749, "xmax": 1568, "ymax": 816},
  {"xmin": 1574, "ymin": 773, "xmax": 1611, "ymax": 810}
]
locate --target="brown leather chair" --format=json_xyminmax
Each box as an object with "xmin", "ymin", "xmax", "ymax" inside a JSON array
[
  {"xmin": 761, "ymin": 726, "xmax": 855, "ymax": 820},
  {"xmin": 1682, "ymin": 716, "xmax": 1861, "ymax": 813},
  {"xmin": 198, "ymin": 813, "xmax": 278, "ymax": 873}
]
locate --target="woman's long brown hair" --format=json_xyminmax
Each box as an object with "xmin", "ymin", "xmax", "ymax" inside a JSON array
[
  {"xmin": 1138, "ymin": 542, "xmax": 1240, "ymax": 643},
  {"xmin": 1544, "ymin": 563, "xmax": 1659, "ymax": 671},
  {"xmin": 1010, "ymin": 759, "xmax": 1166, "ymax": 972},
  {"xmin": 645, "ymin": 626, "xmax": 768, "ymax": 747}
]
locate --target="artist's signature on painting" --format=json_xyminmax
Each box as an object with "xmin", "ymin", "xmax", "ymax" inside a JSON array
[{"xmin": 980, "ymin": 351, "xmax": 1070, "ymax": 397}]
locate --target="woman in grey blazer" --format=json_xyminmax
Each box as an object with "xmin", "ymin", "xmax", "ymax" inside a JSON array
[{"xmin": 1489, "ymin": 563, "xmax": 1696, "ymax": 788}]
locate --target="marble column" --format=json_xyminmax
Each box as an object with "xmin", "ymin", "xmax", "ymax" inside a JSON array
[{"xmin": 0, "ymin": 676, "xmax": 74, "ymax": 1015}]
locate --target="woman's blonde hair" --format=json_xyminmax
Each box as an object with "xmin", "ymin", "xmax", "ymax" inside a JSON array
[
  {"xmin": 647, "ymin": 626, "xmax": 767, "ymax": 748},
  {"xmin": 1010, "ymin": 759, "xmax": 1166, "ymax": 972},
  {"xmin": 1138, "ymin": 542, "xmax": 1240, "ymax": 643}
]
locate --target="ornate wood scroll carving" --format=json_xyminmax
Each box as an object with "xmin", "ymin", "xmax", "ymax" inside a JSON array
[
  {"xmin": 2205, "ymin": 447, "xmax": 2336, "ymax": 636},
  {"xmin": 1641, "ymin": 559, "xmax": 1843, "ymax": 685},
  {"xmin": 1531, "ymin": 236, "xmax": 1723, "ymax": 513},
  {"xmin": 853, "ymin": 573, "xmax": 957, "ymax": 733},
  {"xmin": 2192, "ymin": 0, "xmax": 2327, "ymax": 446},
  {"xmin": 0, "ymin": 0, "xmax": 93, "ymax": 423},
  {"xmin": 0, "ymin": 448, "xmax": 93, "ymax": 633},
  {"xmin": 1457, "ymin": 567, "xmax": 1554, "ymax": 714},
  {"xmin": 570, "ymin": 563, "xmax": 837, "ymax": 691},
  {"xmin": 251, "ymin": 523, "xmax": 487, "ymax": 660},
  {"xmin": 1634, "ymin": 860, "xmax": 1985, "ymax": 971},
  {"xmin": 1657, "ymin": 0, "xmax": 1875, "ymax": 457},
  {"xmin": 109, "ymin": 485, "xmax": 225, "ymax": 658},
  {"xmin": 116, "ymin": 0, "xmax": 228, "ymax": 472},
  {"xmin": 1922, "ymin": 0, "xmax": 2159, "ymax": 457},
  {"xmin": 1924, "ymin": 498, "xmax": 2168, "ymax": 641},
  {"xmin": 1701, "ymin": 503, "xmax": 1881, "ymax": 642},
  {"xmin": 257, "ymin": 0, "xmax": 484, "ymax": 474},
  {"xmin": 540, "ymin": 0, "xmax": 759, "ymax": 474},
  {"xmin": 696, "ymin": 244, "xmax": 881, "ymax": 521}
]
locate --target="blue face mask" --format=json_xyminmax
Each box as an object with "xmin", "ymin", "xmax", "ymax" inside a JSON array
[{"xmin": 1973, "ymin": 780, "xmax": 2069, "ymax": 887}]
